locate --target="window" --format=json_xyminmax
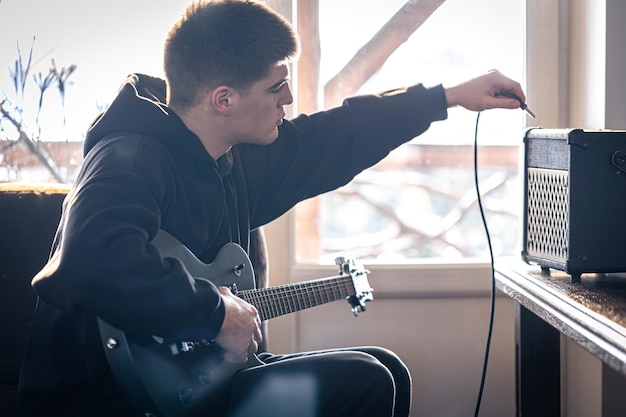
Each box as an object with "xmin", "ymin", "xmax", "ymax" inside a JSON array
[{"xmin": 294, "ymin": 0, "xmax": 525, "ymax": 264}]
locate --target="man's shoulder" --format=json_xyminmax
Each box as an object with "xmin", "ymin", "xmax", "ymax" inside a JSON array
[{"xmin": 81, "ymin": 133, "xmax": 175, "ymax": 176}]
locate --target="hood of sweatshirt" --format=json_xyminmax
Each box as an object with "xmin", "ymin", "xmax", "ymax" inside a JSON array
[{"xmin": 83, "ymin": 73, "xmax": 226, "ymax": 172}]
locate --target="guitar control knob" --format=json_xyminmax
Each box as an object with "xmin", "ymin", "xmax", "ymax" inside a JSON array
[
  {"xmin": 198, "ymin": 369, "xmax": 214, "ymax": 385},
  {"xmin": 105, "ymin": 338, "xmax": 118, "ymax": 350},
  {"xmin": 234, "ymin": 263, "xmax": 245, "ymax": 277},
  {"xmin": 177, "ymin": 388, "xmax": 195, "ymax": 404}
]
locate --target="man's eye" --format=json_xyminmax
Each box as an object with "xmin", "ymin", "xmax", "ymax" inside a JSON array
[{"xmin": 271, "ymin": 83, "xmax": 287, "ymax": 93}]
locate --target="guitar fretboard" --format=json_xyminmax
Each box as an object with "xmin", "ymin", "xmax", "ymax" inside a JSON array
[{"xmin": 238, "ymin": 275, "xmax": 355, "ymax": 321}]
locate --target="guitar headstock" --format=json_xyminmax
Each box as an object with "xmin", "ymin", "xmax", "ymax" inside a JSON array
[{"xmin": 335, "ymin": 257, "xmax": 373, "ymax": 316}]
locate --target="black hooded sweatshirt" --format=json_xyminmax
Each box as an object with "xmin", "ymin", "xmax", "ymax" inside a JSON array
[{"xmin": 18, "ymin": 74, "xmax": 448, "ymax": 416}]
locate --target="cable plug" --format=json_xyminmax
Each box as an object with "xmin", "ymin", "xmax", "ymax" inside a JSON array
[{"xmin": 497, "ymin": 91, "xmax": 535, "ymax": 118}]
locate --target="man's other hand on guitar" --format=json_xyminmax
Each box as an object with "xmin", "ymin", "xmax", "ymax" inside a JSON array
[{"xmin": 215, "ymin": 286, "xmax": 263, "ymax": 364}]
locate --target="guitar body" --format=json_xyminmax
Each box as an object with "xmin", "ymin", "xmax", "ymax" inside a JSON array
[
  {"xmin": 98, "ymin": 230, "xmax": 373, "ymax": 417},
  {"xmin": 98, "ymin": 230, "xmax": 260, "ymax": 417}
]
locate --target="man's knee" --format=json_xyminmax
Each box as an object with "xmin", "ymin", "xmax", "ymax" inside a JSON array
[{"xmin": 229, "ymin": 350, "xmax": 396, "ymax": 417}]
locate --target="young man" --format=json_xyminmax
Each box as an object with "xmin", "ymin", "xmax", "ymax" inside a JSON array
[{"xmin": 18, "ymin": 1, "xmax": 526, "ymax": 416}]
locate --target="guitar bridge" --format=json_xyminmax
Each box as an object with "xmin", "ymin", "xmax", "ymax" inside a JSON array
[
  {"xmin": 169, "ymin": 338, "xmax": 213, "ymax": 356},
  {"xmin": 170, "ymin": 341, "xmax": 196, "ymax": 355}
]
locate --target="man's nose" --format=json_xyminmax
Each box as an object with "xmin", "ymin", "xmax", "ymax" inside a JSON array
[{"xmin": 280, "ymin": 84, "xmax": 294, "ymax": 106}]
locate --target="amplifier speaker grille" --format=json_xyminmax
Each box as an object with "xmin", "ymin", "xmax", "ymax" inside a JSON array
[{"xmin": 526, "ymin": 168, "xmax": 569, "ymax": 262}]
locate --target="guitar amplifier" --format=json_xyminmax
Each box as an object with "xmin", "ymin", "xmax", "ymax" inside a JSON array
[{"xmin": 522, "ymin": 128, "xmax": 626, "ymax": 282}]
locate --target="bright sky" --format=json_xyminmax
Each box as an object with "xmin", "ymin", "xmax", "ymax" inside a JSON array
[{"xmin": 0, "ymin": 0, "xmax": 190, "ymax": 141}]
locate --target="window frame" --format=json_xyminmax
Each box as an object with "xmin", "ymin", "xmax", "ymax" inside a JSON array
[{"xmin": 264, "ymin": 0, "xmax": 568, "ymax": 353}]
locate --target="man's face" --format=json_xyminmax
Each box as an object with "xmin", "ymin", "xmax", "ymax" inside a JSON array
[{"xmin": 230, "ymin": 63, "xmax": 293, "ymax": 145}]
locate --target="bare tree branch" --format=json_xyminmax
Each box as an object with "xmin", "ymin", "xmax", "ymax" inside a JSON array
[{"xmin": 0, "ymin": 100, "xmax": 65, "ymax": 182}]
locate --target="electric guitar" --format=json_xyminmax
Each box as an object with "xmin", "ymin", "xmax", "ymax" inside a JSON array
[{"xmin": 98, "ymin": 230, "xmax": 373, "ymax": 417}]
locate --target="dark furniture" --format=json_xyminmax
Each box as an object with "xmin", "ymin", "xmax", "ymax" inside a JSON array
[
  {"xmin": 495, "ymin": 261, "xmax": 626, "ymax": 417},
  {"xmin": 0, "ymin": 185, "xmax": 67, "ymax": 417}
]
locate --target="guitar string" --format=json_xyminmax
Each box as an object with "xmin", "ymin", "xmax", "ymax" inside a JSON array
[
  {"xmin": 240, "ymin": 276, "xmax": 358, "ymax": 319},
  {"xmin": 243, "ymin": 280, "xmax": 353, "ymax": 317}
]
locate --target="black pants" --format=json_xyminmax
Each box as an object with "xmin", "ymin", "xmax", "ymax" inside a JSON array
[{"xmin": 227, "ymin": 346, "xmax": 411, "ymax": 417}]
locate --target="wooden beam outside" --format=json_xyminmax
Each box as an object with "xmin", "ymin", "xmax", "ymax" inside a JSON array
[{"xmin": 324, "ymin": 0, "xmax": 446, "ymax": 108}]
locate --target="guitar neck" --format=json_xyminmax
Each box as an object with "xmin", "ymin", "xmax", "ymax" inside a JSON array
[{"xmin": 238, "ymin": 275, "xmax": 355, "ymax": 321}]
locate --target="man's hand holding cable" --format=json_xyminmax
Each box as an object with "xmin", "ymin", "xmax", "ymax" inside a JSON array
[{"xmin": 444, "ymin": 70, "xmax": 527, "ymax": 112}]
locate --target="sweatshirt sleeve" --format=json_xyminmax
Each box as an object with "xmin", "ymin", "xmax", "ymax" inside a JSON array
[
  {"xmin": 241, "ymin": 83, "xmax": 448, "ymax": 227},
  {"xmin": 31, "ymin": 135, "xmax": 225, "ymax": 342}
]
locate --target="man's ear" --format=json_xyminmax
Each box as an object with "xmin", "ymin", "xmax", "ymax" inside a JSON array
[{"xmin": 210, "ymin": 86, "xmax": 236, "ymax": 116}]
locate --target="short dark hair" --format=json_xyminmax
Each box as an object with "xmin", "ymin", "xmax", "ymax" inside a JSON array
[{"xmin": 164, "ymin": 0, "xmax": 300, "ymax": 109}]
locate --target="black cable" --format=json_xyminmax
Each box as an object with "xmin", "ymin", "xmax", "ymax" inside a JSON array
[{"xmin": 472, "ymin": 111, "xmax": 496, "ymax": 417}]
